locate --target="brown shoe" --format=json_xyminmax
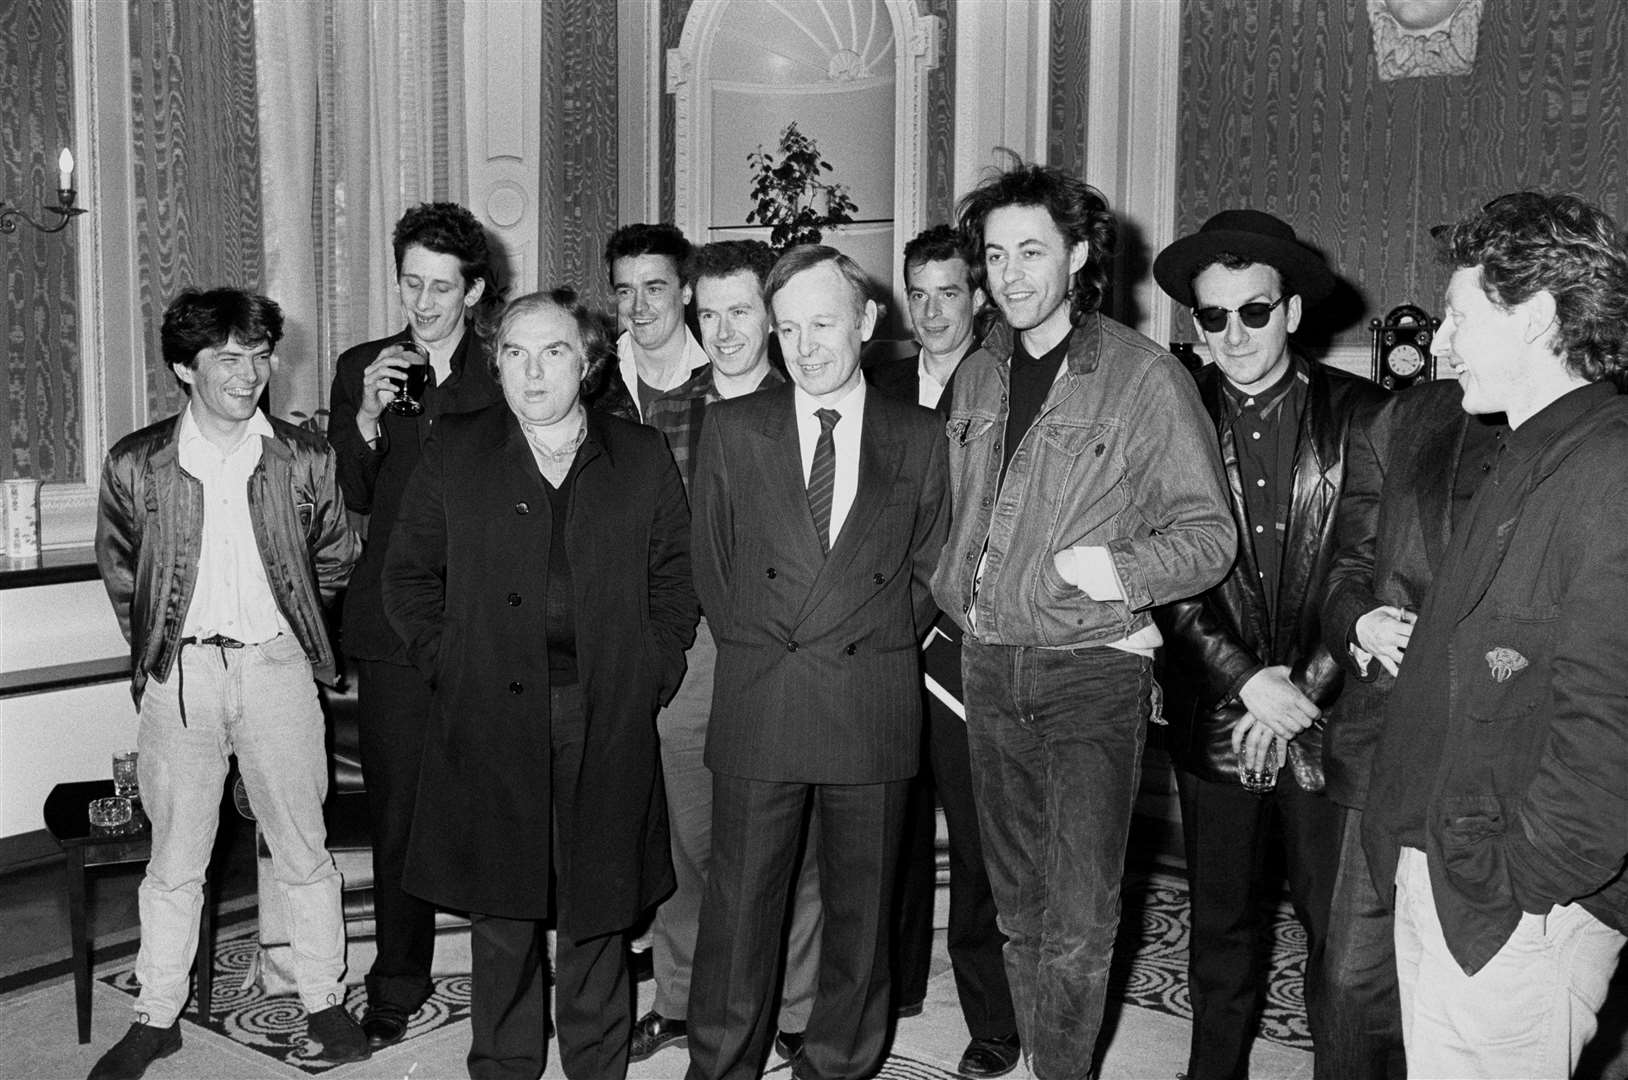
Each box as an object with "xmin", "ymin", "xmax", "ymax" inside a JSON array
[{"xmin": 87, "ymin": 1022, "xmax": 181, "ymax": 1080}]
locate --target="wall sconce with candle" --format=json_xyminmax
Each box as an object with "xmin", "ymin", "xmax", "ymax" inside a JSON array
[{"xmin": 0, "ymin": 148, "xmax": 88, "ymax": 235}]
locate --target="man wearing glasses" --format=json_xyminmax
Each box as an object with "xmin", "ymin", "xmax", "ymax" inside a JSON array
[{"xmin": 1152, "ymin": 211, "xmax": 1384, "ymax": 1080}]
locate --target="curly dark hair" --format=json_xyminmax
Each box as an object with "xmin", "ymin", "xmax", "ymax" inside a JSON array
[
  {"xmin": 392, "ymin": 202, "xmax": 503, "ymax": 312},
  {"xmin": 903, "ymin": 224, "xmax": 972, "ymax": 272},
  {"xmin": 685, "ymin": 239, "xmax": 778, "ymax": 290},
  {"xmin": 485, "ymin": 288, "xmax": 617, "ymax": 399},
  {"xmin": 1438, "ymin": 191, "xmax": 1628, "ymax": 382},
  {"xmin": 604, "ymin": 222, "xmax": 694, "ymax": 283},
  {"xmin": 955, "ymin": 150, "xmax": 1117, "ymax": 321},
  {"xmin": 161, "ymin": 288, "xmax": 284, "ymax": 381}
]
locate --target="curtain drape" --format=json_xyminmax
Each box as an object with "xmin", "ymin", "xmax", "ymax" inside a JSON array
[{"xmin": 255, "ymin": 0, "xmax": 465, "ymax": 427}]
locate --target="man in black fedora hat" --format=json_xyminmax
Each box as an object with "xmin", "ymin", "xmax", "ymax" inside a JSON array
[{"xmin": 1152, "ymin": 210, "xmax": 1384, "ymax": 1080}]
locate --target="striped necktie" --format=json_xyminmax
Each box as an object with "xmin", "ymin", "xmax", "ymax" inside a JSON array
[{"xmin": 807, "ymin": 408, "xmax": 841, "ymax": 552}]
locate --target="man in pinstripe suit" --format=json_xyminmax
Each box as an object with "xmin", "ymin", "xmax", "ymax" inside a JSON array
[{"xmin": 684, "ymin": 245, "xmax": 951, "ymax": 1080}]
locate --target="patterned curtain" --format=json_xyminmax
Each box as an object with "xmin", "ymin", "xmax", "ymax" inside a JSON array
[
  {"xmin": 255, "ymin": 0, "xmax": 466, "ymax": 428},
  {"xmin": 1175, "ymin": 0, "xmax": 1626, "ymax": 349}
]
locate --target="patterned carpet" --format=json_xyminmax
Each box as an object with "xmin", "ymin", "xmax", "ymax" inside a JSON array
[{"xmin": 97, "ymin": 868, "xmax": 1310, "ymax": 1074}]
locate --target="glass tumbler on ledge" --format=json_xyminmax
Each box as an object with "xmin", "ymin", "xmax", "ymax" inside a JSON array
[{"xmin": 112, "ymin": 751, "xmax": 139, "ymax": 798}]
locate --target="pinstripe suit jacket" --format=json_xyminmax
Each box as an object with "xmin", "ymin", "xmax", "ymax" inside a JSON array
[{"xmin": 692, "ymin": 382, "xmax": 950, "ymax": 784}]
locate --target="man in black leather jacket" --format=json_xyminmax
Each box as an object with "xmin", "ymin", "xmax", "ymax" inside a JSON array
[
  {"xmin": 325, "ymin": 203, "xmax": 503, "ymax": 1048},
  {"xmin": 1152, "ymin": 211, "xmax": 1385, "ymax": 1080}
]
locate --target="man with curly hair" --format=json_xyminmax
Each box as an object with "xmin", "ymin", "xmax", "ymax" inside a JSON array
[
  {"xmin": 1362, "ymin": 191, "xmax": 1628, "ymax": 1078},
  {"xmin": 326, "ymin": 202, "xmax": 503, "ymax": 1048},
  {"xmin": 931, "ymin": 157, "xmax": 1234, "ymax": 1079}
]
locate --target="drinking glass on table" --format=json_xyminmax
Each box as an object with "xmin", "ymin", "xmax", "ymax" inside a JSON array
[{"xmin": 112, "ymin": 751, "xmax": 139, "ymax": 798}]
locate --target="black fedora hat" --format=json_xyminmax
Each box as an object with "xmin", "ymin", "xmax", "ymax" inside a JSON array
[{"xmin": 1153, "ymin": 210, "xmax": 1335, "ymax": 309}]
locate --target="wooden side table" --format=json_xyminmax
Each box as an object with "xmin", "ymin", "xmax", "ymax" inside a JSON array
[{"xmin": 42, "ymin": 780, "xmax": 216, "ymax": 1045}]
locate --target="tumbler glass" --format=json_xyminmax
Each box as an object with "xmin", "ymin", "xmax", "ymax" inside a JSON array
[
  {"xmin": 387, "ymin": 342, "xmax": 430, "ymax": 416},
  {"xmin": 1240, "ymin": 739, "xmax": 1280, "ymax": 795},
  {"xmin": 112, "ymin": 751, "xmax": 139, "ymax": 798}
]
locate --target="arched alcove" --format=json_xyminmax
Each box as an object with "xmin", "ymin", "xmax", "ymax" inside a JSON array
[{"xmin": 667, "ymin": 0, "xmax": 939, "ymax": 328}]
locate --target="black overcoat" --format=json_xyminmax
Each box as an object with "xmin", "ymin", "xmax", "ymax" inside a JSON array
[{"xmin": 381, "ymin": 403, "xmax": 696, "ymax": 934}]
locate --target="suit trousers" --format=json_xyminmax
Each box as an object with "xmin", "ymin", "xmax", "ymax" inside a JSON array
[
  {"xmin": 1175, "ymin": 764, "xmax": 1340, "ymax": 1080},
  {"xmin": 686, "ymin": 774, "xmax": 908, "ymax": 1080},
  {"xmin": 1317, "ymin": 806, "xmax": 1404, "ymax": 1080},
  {"xmin": 468, "ymin": 686, "xmax": 633, "ymax": 1080},
  {"xmin": 355, "ymin": 658, "xmax": 439, "ymax": 1014},
  {"xmin": 652, "ymin": 619, "xmax": 822, "ymax": 1029},
  {"xmin": 894, "ymin": 632, "xmax": 1015, "ymax": 1037}
]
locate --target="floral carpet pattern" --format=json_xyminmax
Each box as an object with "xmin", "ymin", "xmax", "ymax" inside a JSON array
[{"xmin": 98, "ymin": 868, "xmax": 1309, "ymax": 1074}]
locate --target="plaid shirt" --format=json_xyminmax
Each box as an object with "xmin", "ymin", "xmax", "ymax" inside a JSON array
[{"xmin": 645, "ymin": 364, "xmax": 787, "ymax": 492}]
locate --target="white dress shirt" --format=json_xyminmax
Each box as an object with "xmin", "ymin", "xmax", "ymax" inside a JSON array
[
  {"xmin": 794, "ymin": 377, "xmax": 866, "ymax": 548},
  {"xmin": 177, "ymin": 405, "xmax": 290, "ymax": 644}
]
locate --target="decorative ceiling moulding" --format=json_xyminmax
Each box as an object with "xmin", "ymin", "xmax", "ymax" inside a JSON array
[
  {"xmin": 666, "ymin": 0, "xmax": 941, "ymax": 298},
  {"xmin": 1367, "ymin": 0, "xmax": 1484, "ymax": 82}
]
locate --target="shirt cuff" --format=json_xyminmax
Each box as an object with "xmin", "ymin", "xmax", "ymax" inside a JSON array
[{"xmin": 1054, "ymin": 545, "xmax": 1125, "ymax": 601}]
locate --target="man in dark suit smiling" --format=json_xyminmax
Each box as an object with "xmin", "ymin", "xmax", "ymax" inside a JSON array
[{"xmin": 684, "ymin": 245, "xmax": 950, "ymax": 1080}]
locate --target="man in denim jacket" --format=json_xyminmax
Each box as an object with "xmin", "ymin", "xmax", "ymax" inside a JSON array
[{"xmin": 931, "ymin": 157, "xmax": 1234, "ymax": 1079}]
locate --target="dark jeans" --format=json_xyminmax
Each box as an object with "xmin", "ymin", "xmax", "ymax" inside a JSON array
[
  {"xmin": 962, "ymin": 642, "xmax": 1153, "ymax": 1080},
  {"xmin": 1317, "ymin": 805, "xmax": 1405, "ymax": 1080},
  {"xmin": 355, "ymin": 659, "xmax": 438, "ymax": 1015},
  {"xmin": 1175, "ymin": 764, "xmax": 1340, "ymax": 1080}
]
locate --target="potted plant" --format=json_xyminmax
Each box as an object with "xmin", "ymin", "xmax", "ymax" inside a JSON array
[{"xmin": 746, "ymin": 122, "xmax": 860, "ymax": 252}]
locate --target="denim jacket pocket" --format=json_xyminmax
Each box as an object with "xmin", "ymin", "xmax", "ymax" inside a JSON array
[{"xmin": 947, "ymin": 414, "xmax": 996, "ymax": 448}]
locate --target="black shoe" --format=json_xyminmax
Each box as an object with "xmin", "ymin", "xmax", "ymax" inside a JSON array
[
  {"xmin": 307, "ymin": 1004, "xmax": 370, "ymax": 1063},
  {"xmin": 87, "ymin": 1022, "xmax": 182, "ymax": 1080},
  {"xmin": 629, "ymin": 1011, "xmax": 687, "ymax": 1062},
  {"xmin": 958, "ymin": 1034, "xmax": 1022, "ymax": 1079},
  {"xmin": 362, "ymin": 1005, "xmax": 410, "ymax": 1049},
  {"xmin": 895, "ymin": 998, "xmax": 925, "ymax": 1019},
  {"xmin": 773, "ymin": 1029, "xmax": 805, "ymax": 1061}
]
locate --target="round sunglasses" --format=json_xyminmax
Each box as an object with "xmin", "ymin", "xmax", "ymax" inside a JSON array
[{"xmin": 1192, "ymin": 294, "xmax": 1291, "ymax": 333}]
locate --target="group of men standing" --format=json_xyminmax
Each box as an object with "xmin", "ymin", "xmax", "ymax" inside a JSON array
[{"xmin": 87, "ymin": 153, "xmax": 1627, "ymax": 1080}]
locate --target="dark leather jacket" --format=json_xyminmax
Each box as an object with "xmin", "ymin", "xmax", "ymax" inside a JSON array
[
  {"xmin": 95, "ymin": 412, "xmax": 359, "ymax": 706},
  {"xmin": 1156, "ymin": 356, "xmax": 1384, "ymax": 781}
]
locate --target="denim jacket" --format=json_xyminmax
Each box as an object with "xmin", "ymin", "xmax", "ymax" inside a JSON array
[
  {"xmin": 96, "ymin": 412, "xmax": 359, "ymax": 706},
  {"xmin": 931, "ymin": 313, "xmax": 1235, "ymax": 647}
]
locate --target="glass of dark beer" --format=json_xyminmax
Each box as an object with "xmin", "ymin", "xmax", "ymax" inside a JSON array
[{"xmin": 388, "ymin": 342, "xmax": 430, "ymax": 416}]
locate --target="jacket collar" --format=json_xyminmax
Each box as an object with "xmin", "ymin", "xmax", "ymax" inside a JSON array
[{"xmin": 981, "ymin": 312, "xmax": 1106, "ymax": 378}]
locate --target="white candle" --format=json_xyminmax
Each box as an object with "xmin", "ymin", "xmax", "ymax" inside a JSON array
[{"xmin": 58, "ymin": 148, "xmax": 74, "ymax": 192}]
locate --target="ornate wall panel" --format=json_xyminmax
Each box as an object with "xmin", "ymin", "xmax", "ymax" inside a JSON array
[
  {"xmin": 659, "ymin": 0, "xmax": 695, "ymax": 226},
  {"xmin": 557, "ymin": 0, "xmax": 621, "ymax": 307},
  {"xmin": 921, "ymin": 0, "xmax": 954, "ymax": 224},
  {"xmin": 1047, "ymin": 0, "xmax": 1091, "ymax": 179},
  {"xmin": 1176, "ymin": 0, "xmax": 1626, "ymax": 351},
  {"xmin": 128, "ymin": 0, "xmax": 263, "ymax": 417},
  {"xmin": 1, "ymin": 0, "xmax": 80, "ymax": 482}
]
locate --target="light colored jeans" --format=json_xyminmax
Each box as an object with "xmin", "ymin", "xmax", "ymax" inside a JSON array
[
  {"xmin": 134, "ymin": 635, "xmax": 345, "ymax": 1025},
  {"xmin": 1394, "ymin": 845, "xmax": 1624, "ymax": 1079}
]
